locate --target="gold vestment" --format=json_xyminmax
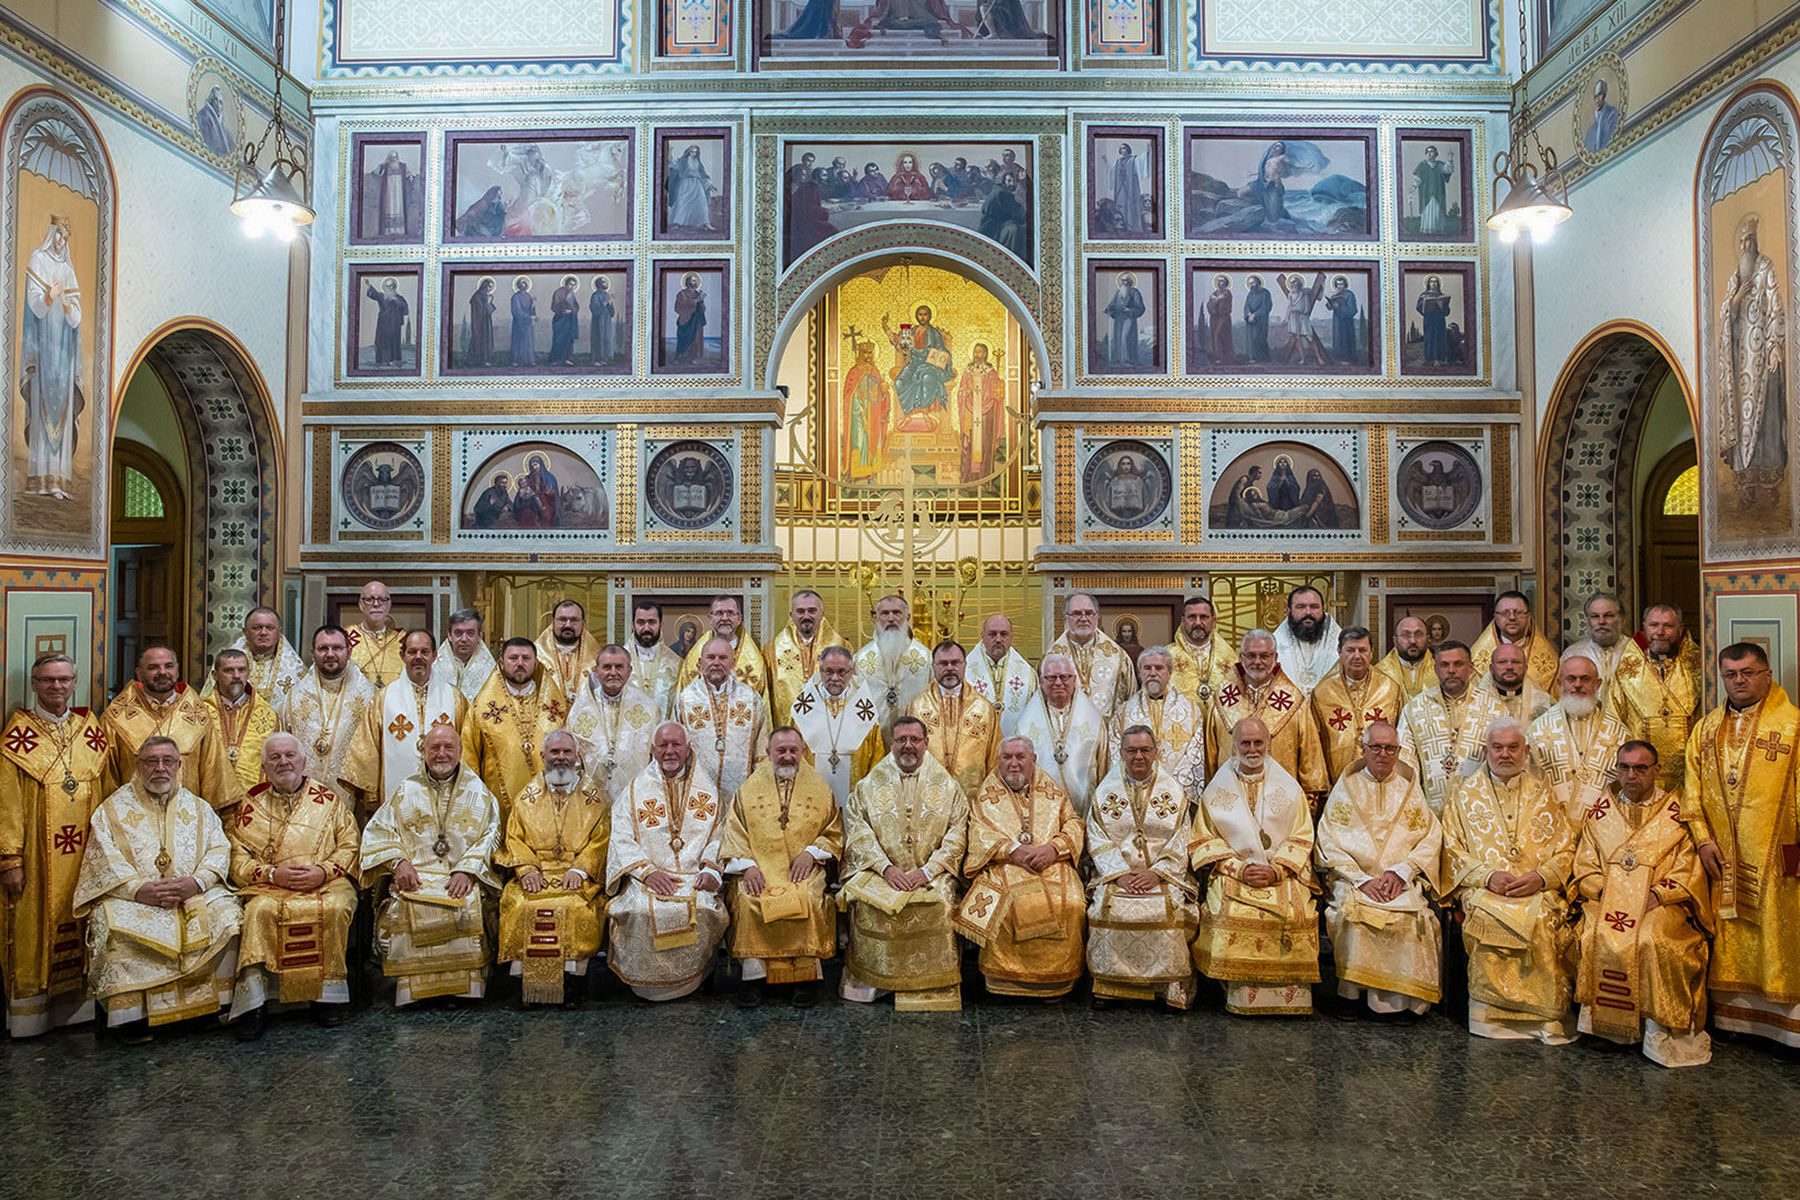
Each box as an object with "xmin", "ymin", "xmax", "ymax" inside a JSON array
[
  {"xmin": 675, "ymin": 628, "xmax": 770, "ymax": 708},
  {"xmin": 1310, "ymin": 666, "xmax": 1407, "ymax": 783},
  {"xmin": 763, "ymin": 620, "xmax": 850, "ymax": 729},
  {"xmin": 1085, "ymin": 765, "xmax": 1199, "ymax": 1006},
  {"xmin": 957, "ymin": 768, "xmax": 1085, "ymax": 997},
  {"xmin": 348, "ymin": 623, "xmax": 406, "ymax": 689},
  {"xmin": 1202, "ymin": 665, "xmax": 1327, "ymax": 797},
  {"xmin": 1469, "ymin": 623, "xmax": 1561, "ymax": 698},
  {"xmin": 202, "ymin": 689, "xmax": 280, "ymax": 794},
  {"xmin": 1375, "ymin": 649, "xmax": 1435, "ymax": 704},
  {"xmin": 721, "ymin": 763, "xmax": 843, "ymax": 984},
  {"xmin": 905, "ymin": 686, "xmax": 1001, "ymax": 800},
  {"xmin": 1610, "ymin": 636, "xmax": 1702, "ymax": 792},
  {"xmin": 100, "ymin": 683, "xmax": 242, "ymax": 812},
  {"xmin": 461, "ymin": 666, "xmax": 570, "ymax": 828},
  {"xmin": 535, "ymin": 628, "xmax": 601, "ymax": 700},
  {"xmin": 496, "ymin": 774, "xmax": 609, "ymax": 1003}
]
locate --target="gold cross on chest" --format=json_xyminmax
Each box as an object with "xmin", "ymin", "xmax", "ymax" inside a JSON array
[{"xmin": 1756, "ymin": 732, "xmax": 1792, "ymax": 762}]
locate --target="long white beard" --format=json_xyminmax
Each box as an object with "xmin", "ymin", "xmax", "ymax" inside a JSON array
[
  {"xmin": 1560, "ymin": 695, "xmax": 1598, "ymax": 719},
  {"xmin": 876, "ymin": 627, "xmax": 910, "ymax": 674},
  {"xmin": 545, "ymin": 766, "xmax": 582, "ymax": 790}
]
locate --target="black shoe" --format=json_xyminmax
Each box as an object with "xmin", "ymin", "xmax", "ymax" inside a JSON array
[
  {"xmin": 561, "ymin": 989, "xmax": 583, "ymax": 1011},
  {"xmin": 114, "ymin": 1019, "xmax": 153, "ymax": 1046},
  {"xmin": 311, "ymin": 1002, "xmax": 347, "ymax": 1028},
  {"xmin": 735, "ymin": 986, "xmax": 763, "ymax": 1010},
  {"xmin": 234, "ymin": 1008, "xmax": 267, "ymax": 1042},
  {"xmin": 791, "ymin": 984, "xmax": 820, "ymax": 1009}
]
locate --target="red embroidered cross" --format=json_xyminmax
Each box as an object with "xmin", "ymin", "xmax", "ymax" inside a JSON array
[
  {"xmin": 793, "ymin": 693, "xmax": 815, "ymax": 715},
  {"xmin": 1268, "ymin": 691, "xmax": 1294, "ymax": 712},
  {"xmin": 4, "ymin": 727, "xmax": 40, "ymax": 756},
  {"xmin": 1658, "ymin": 877, "xmax": 1679, "ymax": 890},
  {"xmin": 484, "ymin": 701, "xmax": 506, "ymax": 724},
  {"xmin": 545, "ymin": 701, "xmax": 568, "ymax": 724},
  {"xmin": 1604, "ymin": 910, "xmax": 1636, "ymax": 932},
  {"xmin": 1328, "ymin": 708, "xmax": 1352, "ymax": 732},
  {"xmin": 1219, "ymin": 685, "xmax": 1242, "ymax": 706},
  {"xmin": 1364, "ymin": 708, "xmax": 1387, "ymax": 724},
  {"xmin": 387, "ymin": 714, "xmax": 416, "ymax": 740},
  {"xmin": 83, "ymin": 727, "xmax": 107, "ymax": 753},
  {"xmin": 52, "ymin": 824, "xmax": 83, "ymax": 855},
  {"xmin": 1586, "ymin": 795, "xmax": 1611, "ymax": 821},
  {"xmin": 237, "ymin": 804, "xmax": 256, "ymax": 827},
  {"xmin": 1757, "ymin": 732, "xmax": 1792, "ymax": 762}
]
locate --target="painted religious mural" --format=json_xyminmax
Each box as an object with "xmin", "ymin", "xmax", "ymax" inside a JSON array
[
  {"xmin": 441, "ymin": 263, "xmax": 633, "ymax": 376},
  {"xmin": 1207, "ymin": 435, "xmax": 1362, "ymax": 536},
  {"xmin": 1395, "ymin": 128, "xmax": 1473, "ymax": 242},
  {"xmin": 446, "ymin": 131, "xmax": 633, "ymax": 243},
  {"xmin": 1185, "ymin": 128, "xmax": 1375, "ymax": 241},
  {"xmin": 4, "ymin": 92, "xmax": 115, "ymax": 556},
  {"xmin": 1698, "ymin": 85, "xmax": 1798, "ymax": 559},
  {"xmin": 824, "ymin": 262, "xmax": 1018, "ymax": 494},
  {"xmin": 758, "ymin": 0, "xmax": 1058, "ymax": 66},
  {"xmin": 1185, "ymin": 261, "xmax": 1377, "ymax": 375},
  {"xmin": 1086, "ymin": 127, "xmax": 1162, "ymax": 239},
  {"xmin": 782, "ymin": 139, "xmax": 1034, "ymax": 267},
  {"xmin": 460, "ymin": 440, "xmax": 610, "ymax": 533},
  {"xmin": 350, "ymin": 132, "xmax": 426, "ymax": 244}
]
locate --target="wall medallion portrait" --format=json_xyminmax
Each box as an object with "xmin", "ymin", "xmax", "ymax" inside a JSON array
[
  {"xmin": 186, "ymin": 59, "xmax": 243, "ymax": 161},
  {"xmin": 445, "ymin": 130, "xmax": 633, "ymax": 244},
  {"xmin": 1395, "ymin": 440, "xmax": 1482, "ymax": 531},
  {"xmin": 460, "ymin": 441, "xmax": 609, "ymax": 532},
  {"xmin": 1082, "ymin": 439, "xmax": 1171, "ymax": 530},
  {"xmin": 1574, "ymin": 56, "xmax": 1628, "ymax": 162},
  {"xmin": 1185, "ymin": 127, "xmax": 1376, "ymax": 242},
  {"xmin": 341, "ymin": 441, "xmax": 424, "ymax": 532},
  {"xmin": 646, "ymin": 439, "xmax": 734, "ymax": 531},
  {"xmin": 1208, "ymin": 440, "xmax": 1360, "ymax": 534}
]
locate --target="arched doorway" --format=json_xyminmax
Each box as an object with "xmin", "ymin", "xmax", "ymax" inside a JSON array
[
  {"xmin": 111, "ymin": 322, "xmax": 281, "ymax": 683},
  {"xmin": 1540, "ymin": 323, "xmax": 1699, "ymax": 640},
  {"xmin": 106, "ymin": 441, "xmax": 185, "ymax": 693},
  {"xmin": 768, "ymin": 253, "xmax": 1046, "ymax": 652}
]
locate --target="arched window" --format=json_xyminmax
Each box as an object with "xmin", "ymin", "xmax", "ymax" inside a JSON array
[{"xmin": 1661, "ymin": 465, "xmax": 1699, "ymax": 516}]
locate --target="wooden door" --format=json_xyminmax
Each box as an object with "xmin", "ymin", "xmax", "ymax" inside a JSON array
[
  {"xmin": 1640, "ymin": 444, "xmax": 1700, "ymax": 628},
  {"xmin": 109, "ymin": 441, "xmax": 186, "ymax": 695}
]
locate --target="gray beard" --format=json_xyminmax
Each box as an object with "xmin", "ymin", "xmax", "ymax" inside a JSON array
[
  {"xmin": 1560, "ymin": 695, "xmax": 1598, "ymax": 719},
  {"xmin": 1741, "ymin": 248, "xmax": 1760, "ymax": 280},
  {"xmin": 140, "ymin": 777, "xmax": 177, "ymax": 798},
  {"xmin": 545, "ymin": 766, "xmax": 582, "ymax": 790},
  {"xmin": 773, "ymin": 764, "xmax": 799, "ymax": 780}
]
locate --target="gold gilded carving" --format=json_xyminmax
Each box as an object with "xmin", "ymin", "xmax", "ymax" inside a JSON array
[
  {"xmin": 1369, "ymin": 426, "xmax": 1390, "ymax": 545},
  {"xmin": 617, "ymin": 425, "xmax": 638, "ymax": 546},
  {"xmin": 1491, "ymin": 427, "xmax": 1513, "ymax": 544}
]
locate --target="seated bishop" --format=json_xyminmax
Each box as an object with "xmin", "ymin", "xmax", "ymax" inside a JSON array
[
  {"xmin": 956, "ymin": 737, "xmax": 1086, "ymax": 1001},
  {"xmin": 840, "ymin": 717, "xmax": 970, "ymax": 1012},
  {"xmin": 565, "ymin": 645, "xmax": 659, "ymax": 800},
  {"xmin": 360, "ymin": 725, "xmax": 503, "ymax": 1006},
  {"xmin": 1571, "ymin": 741, "xmax": 1712, "ymax": 1067},
  {"xmin": 227, "ymin": 734, "xmax": 361, "ymax": 1040},
  {"xmin": 1313, "ymin": 721, "xmax": 1444, "ymax": 1017},
  {"xmin": 720, "ymin": 728, "xmax": 844, "ymax": 1007},
  {"xmin": 1109, "ymin": 647, "xmax": 1204, "ymax": 797},
  {"xmin": 74, "ymin": 737, "xmax": 242, "ymax": 1042},
  {"xmin": 1443, "ymin": 717, "xmax": 1577, "ymax": 1044},
  {"xmin": 1191, "ymin": 718, "xmax": 1320, "ymax": 1016},
  {"xmin": 905, "ymin": 640, "xmax": 1001, "ymax": 800},
  {"xmin": 496, "ymin": 731, "xmax": 609, "ymax": 1008},
  {"xmin": 788, "ymin": 646, "xmax": 882, "ymax": 809},
  {"xmin": 1086, "ymin": 726, "xmax": 1200, "ymax": 1011},
  {"xmin": 606, "ymin": 724, "xmax": 729, "ymax": 1001}
]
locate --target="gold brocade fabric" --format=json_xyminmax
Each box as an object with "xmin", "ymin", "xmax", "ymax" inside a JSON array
[
  {"xmin": 605, "ymin": 761, "xmax": 730, "ymax": 991},
  {"xmin": 1085, "ymin": 766, "xmax": 1199, "ymax": 996},
  {"xmin": 1108, "ymin": 690, "xmax": 1205, "ymax": 796},
  {"xmin": 1168, "ymin": 634, "xmax": 1238, "ymax": 708},
  {"xmin": 202, "ymin": 690, "xmax": 280, "ymax": 794},
  {"xmin": 1375, "ymin": 649, "xmax": 1435, "ymax": 704},
  {"xmin": 228, "ymin": 779, "xmax": 361, "ymax": 1003},
  {"xmin": 280, "ymin": 669, "xmax": 378, "ymax": 809},
  {"xmin": 348, "ymin": 624, "xmax": 406, "ymax": 689},
  {"xmin": 1397, "ymin": 685, "xmax": 1508, "ymax": 815},
  {"xmin": 1469, "ymin": 624, "xmax": 1562, "ymax": 699},
  {"xmin": 1442, "ymin": 769, "xmax": 1576, "ymax": 1020},
  {"xmin": 840, "ymin": 753, "xmax": 969, "ymax": 992},
  {"xmin": 1190, "ymin": 762, "xmax": 1320, "ymax": 988},
  {"xmin": 1015, "ymin": 692, "xmax": 1109, "ymax": 817},
  {"xmin": 905, "ymin": 687, "xmax": 1001, "ymax": 800},
  {"xmin": 1315, "ymin": 765, "xmax": 1444, "ymax": 1004},
  {"xmin": 535, "ymin": 629, "xmax": 601, "ymax": 700},
  {"xmin": 763, "ymin": 621, "xmax": 850, "ymax": 731},
  {"xmin": 1202, "ymin": 666, "xmax": 1326, "ymax": 795},
  {"xmin": 1469, "ymin": 675, "xmax": 1556, "ymax": 727},
  {"xmin": 626, "ymin": 641, "xmax": 683, "ymax": 720},
  {"xmin": 72, "ymin": 783, "xmax": 243, "ymax": 1021},
  {"xmin": 199, "ymin": 637, "xmax": 305, "ymax": 711},
  {"xmin": 958, "ymin": 768, "xmax": 1086, "ymax": 994},
  {"xmin": 789, "ymin": 677, "xmax": 883, "ymax": 805},
  {"xmin": 1611, "ymin": 637, "xmax": 1702, "ymax": 792},
  {"xmin": 565, "ymin": 682, "xmax": 660, "ymax": 800},
  {"xmin": 0, "ymin": 706, "xmax": 107, "ymax": 1014},
  {"xmin": 966, "ymin": 649, "xmax": 1039, "ymax": 739},
  {"xmin": 1571, "ymin": 784, "xmax": 1711, "ymax": 1041},
  {"xmin": 496, "ymin": 776, "xmax": 610, "ymax": 997},
  {"xmin": 1528, "ymin": 705, "xmax": 1629, "ymax": 819},
  {"xmin": 1050, "ymin": 631, "xmax": 1136, "ymax": 725},
  {"xmin": 461, "ymin": 666, "xmax": 570, "ymax": 829},
  {"xmin": 343, "ymin": 678, "xmax": 470, "ymax": 819},
  {"xmin": 1685, "ymin": 688, "xmax": 1800, "ymax": 1003},
  {"xmin": 361, "ymin": 769, "xmax": 503, "ymax": 995},
  {"xmin": 432, "ymin": 641, "xmax": 497, "ymax": 705},
  {"xmin": 675, "ymin": 677, "xmax": 770, "ymax": 803},
  {"xmin": 675, "ymin": 629, "xmax": 771, "ymax": 709},
  {"xmin": 720, "ymin": 763, "xmax": 843, "ymax": 964},
  {"xmin": 100, "ymin": 683, "xmax": 242, "ymax": 812},
  {"xmin": 853, "ymin": 637, "xmax": 933, "ymax": 737},
  {"xmin": 1310, "ymin": 667, "xmax": 1407, "ymax": 784}
]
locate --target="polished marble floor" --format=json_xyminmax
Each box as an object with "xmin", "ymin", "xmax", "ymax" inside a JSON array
[{"xmin": 3, "ymin": 969, "xmax": 1797, "ymax": 1200}]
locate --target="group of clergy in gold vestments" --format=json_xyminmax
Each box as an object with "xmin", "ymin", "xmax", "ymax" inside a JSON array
[{"xmin": 0, "ymin": 581, "xmax": 1795, "ymax": 1068}]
